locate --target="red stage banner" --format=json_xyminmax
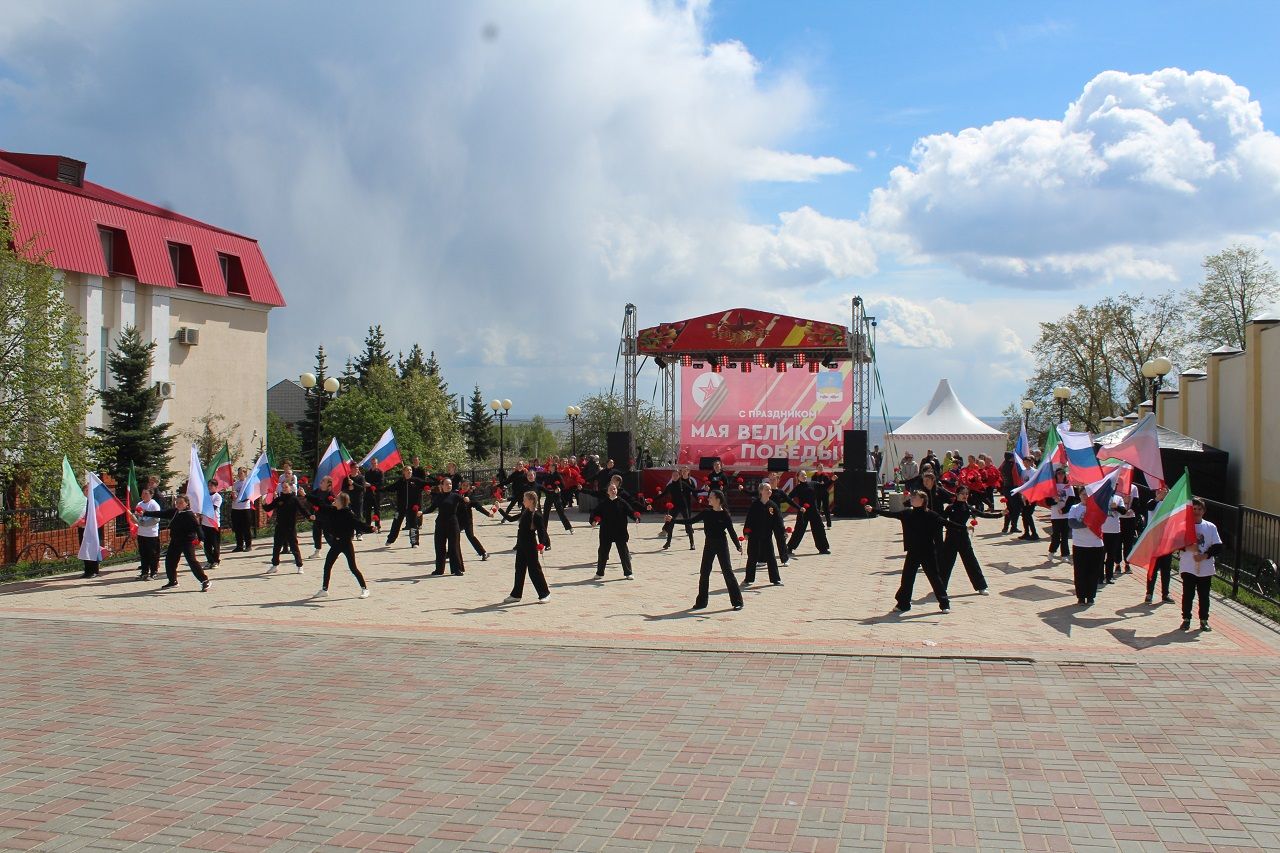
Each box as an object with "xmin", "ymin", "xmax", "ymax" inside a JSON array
[
  {"xmin": 638, "ymin": 307, "xmax": 847, "ymax": 355},
  {"xmin": 678, "ymin": 362, "xmax": 854, "ymax": 466}
]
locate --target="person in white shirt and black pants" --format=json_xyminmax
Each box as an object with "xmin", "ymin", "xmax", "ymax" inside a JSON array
[
  {"xmin": 1067, "ymin": 493, "xmax": 1104, "ymax": 606},
  {"xmin": 134, "ymin": 488, "xmax": 162, "ymax": 580},
  {"xmin": 230, "ymin": 467, "xmax": 255, "ymax": 552},
  {"xmin": 202, "ymin": 480, "xmax": 224, "ymax": 568},
  {"xmin": 1046, "ymin": 470, "xmax": 1072, "ymax": 559},
  {"xmin": 1101, "ymin": 493, "xmax": 1126, "ymax": 584},
  {"xmin": 1181, "ymin": 498, "xmax": 1222, "ymax": 632}
]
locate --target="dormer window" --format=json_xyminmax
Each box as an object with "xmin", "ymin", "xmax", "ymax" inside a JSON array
[
  {"xmin": 97, "ymin": 226, "xmax": 136, "ymax": 277},
  {"xmin": 219, "ymin": 252, "xmax": 250, "ymax": 296},
  {"xmin": 167, "ymin": 241, "xmax": 201, "ymax": 288}
]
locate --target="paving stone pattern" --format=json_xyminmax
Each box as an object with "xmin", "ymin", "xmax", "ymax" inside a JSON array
[{"xmin": 3, "ymin": 618, "xmax": 1280, "ymax": 852}]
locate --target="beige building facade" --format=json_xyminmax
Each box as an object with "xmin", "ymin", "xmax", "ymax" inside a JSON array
[{"xmin": 1155, "ymin": 315, "xmax": 1280, "ymax": 514}]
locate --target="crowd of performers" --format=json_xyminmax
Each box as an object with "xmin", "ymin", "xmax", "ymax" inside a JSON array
[{"xmin": 92, "ymin": 447, "xmax": 1221, "ymax": 628}]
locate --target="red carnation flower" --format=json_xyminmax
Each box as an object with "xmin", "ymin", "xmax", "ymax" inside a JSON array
[
  {"xmin": 370, "ymin": 485, "xmax": 377, "ymax": 493},
  {"xmin": 999, "ymin": 497, "xmax": 1007, "ymax": 504},
  {"xmin": 785, "ymin": 526, "xmax": 793, "ymax": 533},
  {"xmin": 735, "ymin": 476, "xmax": 744, "ymax": 484},
  {"xmin": 665, "ymin": 502, "xmax": 674, "ymax": 510},
  {"xmin": 738, "ymin": 535, "xmax": 745, "ymax": 542},
  {"xmin": 591, "ymin": 516, "xmax": 601, "ymax": 524},
  {"xmin": 803, "ymin": 503, "xmax": 811, "ymax": 510},
  {"xmin": 969, "ymin": 519, "xmax": 978, "ymax": 528},
  {"xmin": 632, "ymin": 512, "xmax": 641, "ymax": 519},
  {"xmin": 859, "ymin": 497, "xmax": 869, "ymax": 505},
  {"xmin": 411, "ymin": 504, "xmax": 419, "ymax": 512},
  {"xmin": 536, "ymin": 543, "xmax": 545, "ymax": 551},
  {"xmin": 372, "ymin": 514, "xmax": 380, "ymax": 522}
]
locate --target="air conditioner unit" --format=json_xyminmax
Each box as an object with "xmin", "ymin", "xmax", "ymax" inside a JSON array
[
  {"xmin": 175, "ymin": 327, "xmax": 200, "ymax": 346},
  {"xmin": 154, "ymin": 380, "xmax": 176, "ymax": 400}
]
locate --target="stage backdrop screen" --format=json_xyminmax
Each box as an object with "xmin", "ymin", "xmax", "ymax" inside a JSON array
[{"xmin": 678, "ymin": 361, "xmax": 853, "ymax": 466}]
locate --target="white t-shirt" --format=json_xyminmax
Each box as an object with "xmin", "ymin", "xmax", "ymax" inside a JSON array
[
  {"xmin": 1067, "ymin": 503, "xmax": 1103, "ymax": 548},
  {"xmin": 205, "ymin": 491, "xmax": 223, "ymax": 527},
  {"xmin": 231, "ymin": 479, "xmax": 251, "ymax": 510},
  {"xmin": 1120, "ymin": 485, "xmax": 1138, "ymax": 519},
  {"xmin": 275, "ymin": 471, "xmax": 298, "ymax": 495},
  {"xmin": 1101, "ymin": 496, "xmax": 1123, "ymax": 534},
  {"xmin": 1048, "ymin": 484, "xmax": 1072, "ymax": 519},
  {"xmin": 1181, "ymin": 519, "xmax": 1222, "ymax": 578},
  {"xmin": 135, "ymin": 499, "xmax": 161, "ymax": 538}
]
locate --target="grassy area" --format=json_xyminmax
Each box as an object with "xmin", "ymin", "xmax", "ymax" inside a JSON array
[{"xmin": 1213, "ymin": 575, "xmax": 1280, "ymax": 623}]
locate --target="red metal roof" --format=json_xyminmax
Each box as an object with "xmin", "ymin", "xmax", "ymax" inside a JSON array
[{"xmin": 0, "ymin": 151, "xmax": 284, "ymax": 307}]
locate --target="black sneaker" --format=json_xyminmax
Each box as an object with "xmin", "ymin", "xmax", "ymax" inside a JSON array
[
  {"xmin": 1201, "ymin": 620, "xmax": 1212, "ymax": 632},
  {"xmin": 481, "ymin": 553, "xmax": 489, "ymax": 561},
  {"xmin": 160, "ymin": 582, "xmax": 178, "ymax": 590},
  {"xmin": 1180, "ymin": 619, "xmax": 1191, "ymax": 631},
  {"xmin": 201, "ymin": 580, "xmax": 211, "ymax": 592},
  {"xmin": 690, "ymin": 603, "xmax": 706, "ymax": 611},
  {"xmin": 732, "ymin": 604, "xmax": 744, "ymax": 611}
]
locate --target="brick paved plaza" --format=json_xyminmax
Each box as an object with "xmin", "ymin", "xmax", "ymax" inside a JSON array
[{"xmin": 3, "ymin": 512, "xmax": 1280, "ymax": 850}]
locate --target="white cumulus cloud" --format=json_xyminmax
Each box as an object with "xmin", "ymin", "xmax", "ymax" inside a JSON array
[{"xmin": 868, "ymin": 68, "xmax": 1280, "ymax": 288}]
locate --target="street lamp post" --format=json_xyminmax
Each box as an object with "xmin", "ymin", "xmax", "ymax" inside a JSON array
[
  {"xmin": 565, "ymin": 405, "xmax": 582, "ymax": 456},
  {"xmin": 1020, "ymin": 398, "xmax": 1035, "ymax": 453},
  {"xmin": 299, "ymin": 372, "xmax": 340, "ymax": 470},
  {"xmin": 1141, "ymin": 356, "xmax": 1173, "ymax": 420},
  {"xmin": 1052, "ymin": 386, "xmax": 1073, "ymax": 427},
  {"xmin": 491, "ymin": 398, "xmax": 513, "ymax": 479}
]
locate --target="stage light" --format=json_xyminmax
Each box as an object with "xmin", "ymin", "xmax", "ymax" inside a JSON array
[
  {"xmin": 795, "ymin": 353, "xmax": 807, "ymax": 367},
  {"xmin": 718, "ymin": 354, "xmax": 729, "ymax": 368},
  {"xmin": 740, "ymin": 361, "xmax": 752, "ymax": 373},
  {"xmin": 711, "ymin": 363, "xmax": 722, "ymax": 373},
  {"xmin": 821, "ymin": 356, "xmax": 837, "ymax": 369},
  {"xmin": 754, "ymin": 353, "xmax": 767, "ymax": 366},
  {"xmin": 680, "ymin": 354, "xmax": 693, "ymax": 367},
  {"xmin": 808, "ymin": 361, "xmax": 820, "ymax": 373},
  {"xmin": 775, "ymin": 360, "xmax": 787, "ymax": 373}
]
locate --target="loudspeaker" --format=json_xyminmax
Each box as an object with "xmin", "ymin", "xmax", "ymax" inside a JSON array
[
  {"xmin": 766, "ymin": 457, "xmax": 790, "ymax": 473},
  {"xmin": 843, "ymin": 429, "xmax": 868, "ymax": 471},
  {"xmin": 698, "ymin": 456, "xmax": 720, "ymax": 471},
  {"xmin": 833, "ymin": 470, "xmax": 878, "ymax": 517},
  {"xmin": 607, "ymin": 431, "xmax": 633, "ymax": 471}
]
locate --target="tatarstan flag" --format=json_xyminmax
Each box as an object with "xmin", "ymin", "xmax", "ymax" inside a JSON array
[
  {"xmin": 1126, "ymin": 470, "xmax": 1196, "ymax": 580},
  {"xmin": 204, "ymin": 443, "xmax": 233, "ymax": 492}
]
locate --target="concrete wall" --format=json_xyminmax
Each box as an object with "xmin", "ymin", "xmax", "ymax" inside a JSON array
[
  {"xmin": 64, "ymin": 273, "xmax": 272, "ymax": 479},
  {"xmin": 1159, "ymin": 318, "xmax": 1280, "ymax": 513}
]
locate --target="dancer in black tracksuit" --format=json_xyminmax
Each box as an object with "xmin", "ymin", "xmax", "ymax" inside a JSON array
[
  {"xmin": 383, "ymin": 466, "xmax": 429, "ymax": 546},
  {"xmin": 498, "ymin": 470, "xmax": 546, "ymax": 520},
  {"xmin": 457, "ymin": 486, "xmax": 492, "ymax": 561},
  {"xmin": 999, "ymin": 453, "xmax": 1022, "ymax": 535},
  {"xmin": 937, "ymin": 486, "xmax": 989, "ymax": 594},
  {"xmin": 501, "ymin": 462, "xmax": 530, "ymax": 520},
  {"xmin": 660, "ymin": 466, "xmax": 699, "ymax": 550},
  {"xmin": 313, "ymin": 492, "xmax": 372, "ymax": 598},
  {"xmin": 264, "ymin": 484, "xmax": 313, "ymax": 573},
  {"xmin": 140, "ymin": 496, "xmax": 210, "ymax": 591},
  {"xmin": 342, "ymin": 468, "xmax": 366, "ymax": 537},
  {"xmin": 421, "ymin": 479, "xmax": 469, "ymax": 576},
  {"xmin": 504, "ymin": 491, "xmax": 552, "ymax": 603},
  {"xmin": 784, "ymin": 472, "xmax": 831, "ymax": 556},
  {"xmin": 811, "ymin": 466, "xmax": 834, "ymax": 529},
  {"xmin": 705, "ymin": 461, "xmax": 729, "ymax": 497},
  {"xmin": 742, "ymin": 483, "xmax": 783, "ymax": 586},
  {"xmin": 684, "ymin": 490, "xmax": 744, "ymax": 611},
  {"xmin": 363, "ymin": 465, "xmax": 384, "ymax": 530},
  {"xmin": 879, "ymin": 491, "xmax": 958, "ymax": 613},
  {"xmin": 538, "ymin": 464, "xmax": 574, "ymax": 532},
  {"xmin": 305, "ymin": 477, "xmax": 335, "ymax": 556},
  {"xmin": 768, "ymin": 475, "xmax": 793, "ymax": 564},
  {"xmin": 590, "ymin": 482, "xmax": 642, "ymax": 578}
]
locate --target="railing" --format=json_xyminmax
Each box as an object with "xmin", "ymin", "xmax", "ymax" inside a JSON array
[
  {"xmin": 1, "ymin": 506, "xmax": 139, "ymax": 566},
  {"xmin": 1201, "ymin": 498, "xmax": 1280, "ymax": 607}
]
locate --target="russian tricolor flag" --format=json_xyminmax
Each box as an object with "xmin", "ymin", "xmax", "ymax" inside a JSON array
[
  {"xmin": 1012, "ymin": 455, "xmax": 1057, "ymax": 504},
  {"xmin": 237, "ymin": 451, "xmax": 277, "ymax": 504},
  {"xmin": 315, "ymin": 438, "xmax": 354, "ymax": 494},
  {"xmin": 1059, "ymin": 426, "xmax": 1105, "ymax": 485},
  {"xmin": 357, "ymin": 428, "xmax": 402, "ymax": 473},
  {"xmin": 81, "ymin": 472, "xmax": 135, "ymax": 535},
  {"xmin": 1082, "ymin": 466, "xmax": 1121, "ymax": 537}
]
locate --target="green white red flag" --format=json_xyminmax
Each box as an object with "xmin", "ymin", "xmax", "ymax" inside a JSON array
[{"xmin": 1126, "ymin": 469, "xmax": 1195, "ymax": 580}]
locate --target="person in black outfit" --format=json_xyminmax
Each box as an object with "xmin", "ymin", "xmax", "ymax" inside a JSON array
[
  {"xmin": 140, "ymin": 495, "xmax": 210, "ymax": 591},
  {"xmin": 1142, "ymin": 487, "xmax": 1176, "ymax": 604},
  {"xmin": 504, "ymin": 491, "xmax": 552, "ymax": 603},
  {"xmin": 305, "ymin": 477, "xmax": 336, "ymax": 557},
  {"xmin": 313, "ymin": 492, "xmax": 372, "ymax": 598},
  {"xmin": 538, "ymin": 462, "xmax": 574, "ymax": 532},
  {"xmin": 742, "ymin": 483, "xmax": 784, "ymax": 587},
  {"xmin": 998, "ymin": 452, "xmax": 1022, "ymax": 534},
  {"xmin": 363, "ymin": 464, "xmax": 385, "ymax": 530},
  {"xmin": 811, "ymin": 464, "xmax": 834, "ymax": 529},
  {"xmin": 937, "ymin": 485, "xmax": 989, "ymax": 594},
  {"xmin": 383, "ymin": 465, "xmax": 428, "ymax": 546},
  {"xmin": 342, "ymin": 468, "xmax": 366, "ymax": 538},
  {"xmin": 768, "ymin": 473, "xmax": 793, "ymax": 565},
  {"xmin": 263, "ymin": 483, "xmax": 313, "ymax": 573},
  {"xmin": 784, "ymin": 471, "xmax": 831, "ymax": 557},
  {"xmin": 421, "ymin": 477, "xmax": 469, "ymax": 576},
  {"xmin": 919, "ymin": 470, "xmax": 953, "ymax": 514},
  {"xmin": 456, "ymin": 484, "xmax": 492, "ymax": 561},
  {"xmin": 589, "ymin": 481, "xmax": 642, "ymax": 578},
  {"xmin": 705, "ymin": 460, "xmax": 729, "ymax": 496},
  {"xmin": 500, "ymin": 461, "xmax": 529, "ymax": 520},
  {"xmin": 594, "ymin": 458, "xmax": 620, "ymax": 491},
  {"xmin": 660, "ymin": 465, "xmax": 699, "ymax": 550},
  {"xmin": 410, "ymin": 456, "xmax": 427, "ymax": 479},
  {"xmin": 683, "ymin": 490, "xmax": 744, "ymax": 611},
  {"xmin": 878, "ymin": 490, "xmax": 958, "ymax": 613}
]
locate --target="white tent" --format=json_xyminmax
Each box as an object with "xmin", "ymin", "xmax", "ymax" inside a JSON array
[{"xmin": 884, "ymin": 379, "xmax": 1007, "ymax": 475}]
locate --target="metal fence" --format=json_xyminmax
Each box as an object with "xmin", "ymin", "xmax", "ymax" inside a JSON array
[{"xmin": 1201, "ymin": 498, "xmax": 1280, "ymax": 607}]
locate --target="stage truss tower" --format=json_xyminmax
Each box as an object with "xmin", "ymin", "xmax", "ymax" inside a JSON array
[
  {"xmin": 622, "ymin": 303, "xmax": 638, "ymax": 460},
  {"xmin": 850, "ymin": 296, "xmax": 876, "ymax": 431}
]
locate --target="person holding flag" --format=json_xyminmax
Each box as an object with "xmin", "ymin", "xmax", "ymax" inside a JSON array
[
  {"xmin": 204, "ymin": 443, "xmax": 233, "ymax": 497},
  {"xmin": 137, "ymin": 471, "xmax": 210, "ymax": 592},
  {"xmin": 1136, "ymin": 486, "xmax": 1178, "ymax": 604},
  {"xmin": 1179, "ymin": 497, "xmax": 1222, "ymax": 632},
  {"xmin": 202, "ymin": 478, "xmax": 224, "ymax": 568},
  {"xmin": 1123, "ymin": 471, "xmax": 1199, "ymax": 610},
  {"xmin": 134, "ymin": 486, "xmax": 162, "ymax": 580},
  {"xmin": 1046, "ymin": 468, "xmax": 1074, "ymax": 560},
  {"xmin": 230, "ymin": 466, "xmax": 255, "ymax": 552},
  {"xmin": 357, "ymin": 427, "xmax": 402, "ymax": 476},
  {"xmin": 78, "ymin": 472, "xmax": 107, "ymax": 579}
]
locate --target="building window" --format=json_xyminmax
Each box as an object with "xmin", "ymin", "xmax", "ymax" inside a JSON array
[
  {"xmin": 99, "ymin": 327, "xmax": 109, "ymax": 391},
  {"xmin": 167, "ymin": 242, "xmax": 202, "ymax": 288},
  {"xmin": 97, "ymin": 226, "xmax": 136, "ymax": 277},
  {"xmin": 219, "ymin": 252, "xmax": 250, "ymax": 296}
]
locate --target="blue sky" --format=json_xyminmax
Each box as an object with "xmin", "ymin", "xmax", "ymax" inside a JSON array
[{"xmin": 2, "ymin": 0, "xmax": 1278, "ymax": 423}]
